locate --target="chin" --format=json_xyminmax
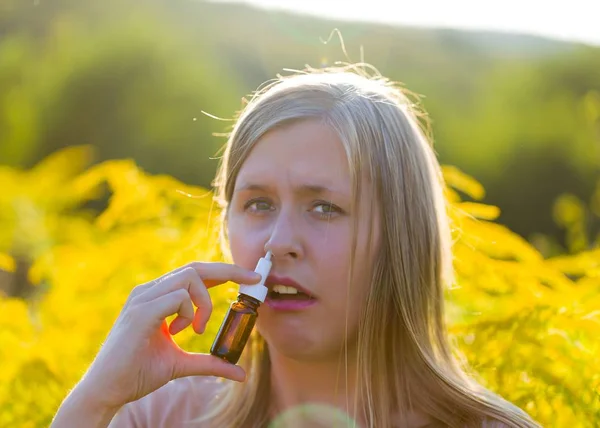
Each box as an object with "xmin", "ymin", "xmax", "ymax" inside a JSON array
[
  {"xmin": 258, "ymin": 324, "xmax": 354, "ymax": 363},
  {"xmin": 263, "ymin": 329, "xmax": 315, "ymax": 356},
  {"xmin": 257, "ymin": 326, "xmax": 323, "ymax": 360}
]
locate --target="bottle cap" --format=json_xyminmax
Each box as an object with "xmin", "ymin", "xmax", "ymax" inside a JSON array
[{"xmin": 239, "ymin": 251, "xmax": 272, "ymax": 302}]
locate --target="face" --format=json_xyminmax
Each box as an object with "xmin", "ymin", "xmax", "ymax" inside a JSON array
[{"xmin": 227, "ymin": 119, "xmax": 380, "ymax": 361}]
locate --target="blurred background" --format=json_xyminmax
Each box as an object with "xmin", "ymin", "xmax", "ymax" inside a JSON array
[
  {"xmin": 2, "ymin": 0, "xmax": 599, "ymax": 253},
  {"xmin": 0, "ymin": 0, "xmax": 600, "ymax": 242},
  {"xmin": 1, "ymin": 1, "xmax": 600, "ymax": 426}
]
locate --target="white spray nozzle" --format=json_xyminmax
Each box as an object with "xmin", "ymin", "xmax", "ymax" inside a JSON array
[{"xmin": 239, "ymin": 251, "xmax": 272, "ymax": 302}]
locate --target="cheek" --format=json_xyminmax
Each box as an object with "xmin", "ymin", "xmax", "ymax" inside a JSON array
[
  {"xmin": 320, "ymin": 222, "xmax": 378, "ymax": 304},
  {"xmin": 312, "ymin": 226, "xmax": 354, "ymax": 293},
  {"xmin": 227, "ymin": 216, "xmax": 266, "ymax": 270}
]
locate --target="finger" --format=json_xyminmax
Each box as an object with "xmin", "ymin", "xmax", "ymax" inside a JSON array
[
  {"xmin": 127, "ymin": 262, "xmax": 259, "ymax": 306},
  {"xmin": 172, "ymin": 352, "xmax": 246, "ymax": 382},
  {"xmin": 129, "ymin": 265, "xmax": 194, "ymax": 298},
  {"xmin": 146, "ymin": 288, "xmax": 195, "ymax": 332},
  {"xmin": 148, "ymin": 262, "xmax": 260, "ymax": 290},
  {"xmin": 137, "ymin": 267, "xmax": 212, "ymax": 334},
  {"xmin": 168, "ymin": 296, "xmax": 195, "ymax": 336},
  {"xmin": 188, "ymin": 262, "xmax": 261, "ymax": 289}
]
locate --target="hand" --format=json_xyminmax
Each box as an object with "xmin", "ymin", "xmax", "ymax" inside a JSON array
[{"xmin": 76, "ymin": 262, "xmax": 261, "ymax": 411}]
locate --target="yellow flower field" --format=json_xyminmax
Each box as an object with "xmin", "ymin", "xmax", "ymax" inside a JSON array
[{"xmin": 1, "ymin": 146, "xmax": 598, "ymax": 427}]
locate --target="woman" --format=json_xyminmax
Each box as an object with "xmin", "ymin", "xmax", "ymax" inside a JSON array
[{"xmin": 51, "ymin": 65, "xmax": 540, "ymax": 427}]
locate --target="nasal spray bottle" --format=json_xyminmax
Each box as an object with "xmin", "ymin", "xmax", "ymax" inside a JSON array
[{"xmin": 210, "ymin": 251, "xmax": 272, "ymax": 364}]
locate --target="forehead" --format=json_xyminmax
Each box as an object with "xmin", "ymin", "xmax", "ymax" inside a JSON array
[{"xmin": 235, "ymin": 119, "xmax": 351, "ymax": 190}]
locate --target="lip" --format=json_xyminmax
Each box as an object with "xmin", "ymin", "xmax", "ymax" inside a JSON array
[
  {"xmin": 264, "ymin": 297, "xmax": 317, "ymax": 311},
  {"xmin": 265, "ymin": 275, "xmax": 316, "ymax": 299},
  {"xmin": 264, "ymin": 274, "xmax": 318, "ymax": 311}
]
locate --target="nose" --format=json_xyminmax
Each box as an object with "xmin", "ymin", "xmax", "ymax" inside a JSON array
[{"xmin": 264, "ymin": 210, "xmax": 303, "ymax": 261}]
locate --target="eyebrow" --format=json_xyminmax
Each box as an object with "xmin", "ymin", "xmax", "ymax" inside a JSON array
[{"xmin": 235, "ymin": 183, "xmax": 349, "ymax": 198}]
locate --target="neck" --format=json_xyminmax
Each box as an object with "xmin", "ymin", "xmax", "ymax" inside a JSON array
[
  {"xmin": 268, "ymin": 345, "xmax": 364, "ymax": 427},
  {"xmin": 265, "ymin": 346, "xmax": 434, "ymax": 428}
]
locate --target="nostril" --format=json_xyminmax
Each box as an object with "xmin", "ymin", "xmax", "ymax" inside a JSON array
[{"xmin": 264, "ymin": 240, "xmax": 302, "ymax": 260}]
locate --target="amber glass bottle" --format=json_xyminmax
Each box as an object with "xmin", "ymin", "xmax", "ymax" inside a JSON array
[
  {"xmin": 210, "ymin": 251, "xmax": 272, "ymax": 364},
  {"xmin": 210, "ymin": 294, "xmax": 261, "ymax": 364}
]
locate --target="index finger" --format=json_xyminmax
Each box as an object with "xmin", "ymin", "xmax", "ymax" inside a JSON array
[
  {"xmin": 189, "ymin": 262, "xmax": 261, "ymax": 288},
  {"xmin": 137, "ymin": 261, "xmax": 261, "ymax": 294},
  {"xmin": 136, "ymin": 263, "xmax": 257, "ymax": 333}
]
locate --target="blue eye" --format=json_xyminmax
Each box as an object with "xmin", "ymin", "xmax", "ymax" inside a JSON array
[
  {"xmin": 311, "ymin": 201, "xmax": 342, "ymax": 218},
  {"xmin": 242, "ymin": 199, "xmax": 343, "ymax": 219},
  {"xmin": 244, "ymin": 199, "xmax": 273, "ymax": 213}
]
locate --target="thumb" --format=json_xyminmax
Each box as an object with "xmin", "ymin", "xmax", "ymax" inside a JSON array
[{"xmin": 173, "ymin": 352, "xmax": 247, "ymax": 382}]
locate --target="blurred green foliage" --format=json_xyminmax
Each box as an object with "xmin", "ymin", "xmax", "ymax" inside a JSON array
[{"xmin": 1, "ymin": 0, "xmax": 599, "ymax": 248}]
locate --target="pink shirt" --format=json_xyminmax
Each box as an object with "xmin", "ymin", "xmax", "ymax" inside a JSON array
[
  {"xmin": 108, "ymin": 376, "xmax": 225, "ymax": 427},
  {"xmin": 107, "ymin": 377, "xmax": 493, "ymax": 427}
]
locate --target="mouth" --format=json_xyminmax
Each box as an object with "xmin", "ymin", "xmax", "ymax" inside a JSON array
[{"xmin": 265, "ymin": 275, "xmax": 316, "ymax": 302}]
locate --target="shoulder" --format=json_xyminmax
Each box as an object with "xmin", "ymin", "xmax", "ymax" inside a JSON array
[{"xmin": 108, "ymin": 376, "xmax": 231, "ymax": 427}]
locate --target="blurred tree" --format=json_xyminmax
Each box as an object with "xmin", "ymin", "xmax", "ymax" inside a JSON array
[
  {"xmin": 0, "ymin": 0, "xmax": 599, "ymax": 247},
  {"xmin": 0, "ymin": 0, "xmax": 242, "ymax": 187}
]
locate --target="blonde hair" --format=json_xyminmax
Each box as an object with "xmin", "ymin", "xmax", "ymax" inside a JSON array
[{"xmin": 200, "ymin": 64, "xmax": 540, "ymax": 428}]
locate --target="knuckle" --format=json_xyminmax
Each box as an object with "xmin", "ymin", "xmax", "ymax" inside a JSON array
[
  {"xmin": 126, "ymin": 285, "xmax": 143, "ymax": 303},
  {"xmin": 128, "ymin": 286, "xmax": 150, "ymax": 305},
  {"xmin": 130, "ymin": 283, "xmax": 149, "ymax": 297},
  {"xmin": 181, "ymin": 266, "xmax": 198, "ymax": 280},
  {"xmin": 187, "ymin": 261, "xmax": 204, "ymax": 273},
  {"xmin": 122, "ymin": 302, "xmax": 146, "ymax": 324},
  {"xmin": 126, "ymin": 295, "xmax": 140, "ymax": 307}
]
